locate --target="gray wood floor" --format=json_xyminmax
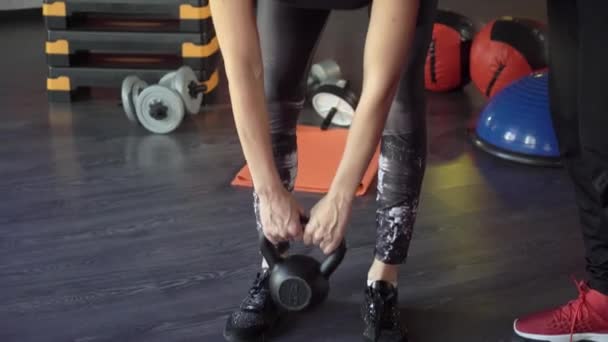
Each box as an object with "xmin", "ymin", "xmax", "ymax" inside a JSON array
[{"xmin": 0, "ymin": 3, "xmax": 589, "ymax": 342}]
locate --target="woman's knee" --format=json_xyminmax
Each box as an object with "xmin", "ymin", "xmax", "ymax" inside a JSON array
[{"xmin": 377, "ymin": 134, "xmax": 426, "ymax": 204}]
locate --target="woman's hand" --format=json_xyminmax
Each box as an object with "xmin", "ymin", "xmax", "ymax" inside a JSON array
[
  {"xmin": 303, "ymin": 191, "xmax": 354, "ymax": 255},
  {"xmin": 258, "ymin": 187, "xmax": 304, "ymax": 245}
]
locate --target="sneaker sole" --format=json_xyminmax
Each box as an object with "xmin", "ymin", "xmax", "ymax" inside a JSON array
[{"xmin": 513, "ymin": 320, "xmax": 608, "ymax": 342}]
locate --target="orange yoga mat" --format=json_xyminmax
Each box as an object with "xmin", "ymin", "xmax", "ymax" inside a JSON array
[{"xmin": 231, "ymin": 125, "xmax": 379, "ymax": 196}]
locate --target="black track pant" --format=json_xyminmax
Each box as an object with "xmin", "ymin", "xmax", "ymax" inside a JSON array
[
  {"xmin": 548, "ymin": 0, "xmax": 608, "ymax": 294},
  {"xmin": 252, "ymin": 0, "xmax": 437, "ymax": 264}
]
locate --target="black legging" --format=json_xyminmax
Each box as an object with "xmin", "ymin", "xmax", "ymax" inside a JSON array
[
  {"xmin": 548, "ymin": 0, "xmax": 608, "ymax": 294},
  {"xmin": 253, "ymin": 0, "xmax": 438, "ymax": 264}
]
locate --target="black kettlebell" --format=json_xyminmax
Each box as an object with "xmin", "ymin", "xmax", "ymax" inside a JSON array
[{"xmin": 260, "ymin": 217, "xmax": 347, "ymax": 312}]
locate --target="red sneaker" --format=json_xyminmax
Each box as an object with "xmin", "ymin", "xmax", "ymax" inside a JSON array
[{"xmin": 513, "ymin": 280, "xmax": 608, "ymax": 342}]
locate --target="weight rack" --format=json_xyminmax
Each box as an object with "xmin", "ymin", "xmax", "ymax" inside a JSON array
[{"xmin": 44, "ymin": 0, "xmax": 221, "ymax": 104}]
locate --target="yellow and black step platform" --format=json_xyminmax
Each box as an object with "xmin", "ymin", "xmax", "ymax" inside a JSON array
[
  {"xmin": 43, "ymin": 0, "xmax": 212, "ymax": 33},
  {"xmin": 47, "ymin": 65, "xmax": 220, "ymax": 103},
  {"xmin": 46, "ymin": 30, "xmax": 219, "ymax": 70}
]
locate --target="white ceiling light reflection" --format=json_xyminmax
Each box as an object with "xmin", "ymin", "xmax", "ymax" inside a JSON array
[
  {"xmin": 524, "ymin": 134, "xmax": 537, "ymax": 149},
  {"xmin": 504, "ymin": 131, "xmax": 516, "ymax": 142}
]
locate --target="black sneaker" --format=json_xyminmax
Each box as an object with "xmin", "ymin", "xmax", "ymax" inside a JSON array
[
  {"xmin": 223, "ymin": 269, "xmax": 284, "ymax": 342},
  {"xmin": 361, "ymin": 281, "xmax": 407, "ymax": 342}
]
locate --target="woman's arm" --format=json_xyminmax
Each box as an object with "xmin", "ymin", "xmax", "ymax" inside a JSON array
[
  {"xmin": 209, "ymin": 0, "xmax": 282, "ymax": 194},
  {"xmin": 329, "ymin": 0, "xmax": 421, "ymax": 198},
  {"xmin": 209, "ymin": 0, "xmax": 302, "ymax": 243},
  {"xmin": 305, "ymin": 0, "xmax": 421, "ymax": 254}
]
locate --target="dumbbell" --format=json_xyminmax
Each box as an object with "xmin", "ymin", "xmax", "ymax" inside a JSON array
[
  {"xmin": 307, "ymin": 59, "xmax": 342, "ymax": 93},
  {"xmin": 158, "ymin": 66, "xmax": 207, "ymax": 115},
  {"xmin": 306, "ymin": 60, "xmax": 359, "ymax": 128},
  {"xmin": 121, "ymin": 66, "xmax": 207, "ymax": 134},
  {"xmin": 134, "ymin": 85, "xmax": 185, "ymax": 135},
  {"xmin": 311, "ymin": 79, "xmax": 360, "ymax": 129},
  {"xmin": 121, "ymin": 75, "xmax": 149, "ymax": 124},
  {"xmin": 158, "ymin": 71, "xmax": 176, "ymax": 88},
  {"xmin": 122, "ymin": 75, "xmax": 185, "ymax": 135}
]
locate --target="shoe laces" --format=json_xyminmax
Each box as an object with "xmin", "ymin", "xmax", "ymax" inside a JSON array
[
  {"xmin": 552, "ymin": 278, "xmax": 591, "ymax": 342},
  {"xmin": 242, "ymin": 271, "xmax": 270, "ymax": 309},
  {"xmin": 366, "ymin": 287, "xmax": 385, "ymax": 325}
]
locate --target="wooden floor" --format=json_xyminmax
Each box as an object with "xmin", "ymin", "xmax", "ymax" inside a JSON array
[{"xmin": 0, "ymin": 3, "xmax": 590, "ymax": 342}]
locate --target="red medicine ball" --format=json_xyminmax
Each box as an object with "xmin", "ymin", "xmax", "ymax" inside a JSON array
[
  {"xmin": 470, "ymin": 17, "xmax": 548, "ymax": 98},
  {"xmin": 425, "ymin": 10, "xmax": 475, "ymax": 92}
]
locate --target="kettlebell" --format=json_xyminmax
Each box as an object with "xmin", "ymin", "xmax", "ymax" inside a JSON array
[{"xmin": 260, "ymin": 217, "xmax": 347, "ymax": 312}]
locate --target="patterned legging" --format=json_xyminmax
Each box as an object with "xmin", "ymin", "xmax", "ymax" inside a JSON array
[{"xmin": 253, "ymin": 0, "xmax": 437, "ymax": 264}]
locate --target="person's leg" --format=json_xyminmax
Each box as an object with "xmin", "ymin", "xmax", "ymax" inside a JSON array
[
  {"xmin": 367, "ymin": 0, "xmax": 437, "ymax": 285},
  {"xmin": 253, "ymin": 1, "xmax": 331, "ymax": 260},
  {"xmin": 576, "ymin": 0, "xmax": 608, "ymax": 296},
  {"xmin": 513, "ymin": 1, "xmax": 608, "ymax": 341},
  {"xmin": 361, "ymin": 0, "xmax": 437, "ymax": 341},
  {"xmin": 224, "ymin": 2, "xmax": 330, "ymax": 341}
]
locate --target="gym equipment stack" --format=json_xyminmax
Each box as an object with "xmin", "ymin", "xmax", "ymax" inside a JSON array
[{"xmin": 43, "ymin": 0, "xmax": 220, "ymax": 104}]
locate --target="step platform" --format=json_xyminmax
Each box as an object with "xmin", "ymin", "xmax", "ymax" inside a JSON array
[
  {"xmin": 46, "ymin": 29, "xmax": 219, "ymax": 70},
  {"xmin": 47, "ymin": 65, "xmax": 220, "ymax": 104},
  {"xmin": 43, "ymin": 0, "xmax": 212, "ymax": 33}
]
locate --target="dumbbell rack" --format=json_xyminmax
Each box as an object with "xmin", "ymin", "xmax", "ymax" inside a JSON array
[{"xmin": 44, "ymin": 0, "xmax": 220, "ymax": 104}]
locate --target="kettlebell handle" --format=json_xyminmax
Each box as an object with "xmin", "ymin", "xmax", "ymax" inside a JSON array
[
  {"xmin": 259, "ymin": 216, "xmax": 347, "ymax": 278},
  {"xmin": 319, "ymin": 240, "xmax": 347, "ymax": 278}
]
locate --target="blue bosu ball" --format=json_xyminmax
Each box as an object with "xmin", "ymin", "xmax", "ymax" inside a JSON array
[{"xmin": 471, "ymin": 71, "xmax": 561, "ymax": 167}]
